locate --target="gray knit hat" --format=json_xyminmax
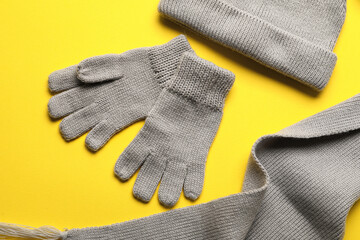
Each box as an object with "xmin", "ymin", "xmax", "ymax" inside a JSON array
[{"xmin": 158, "ymin": 0, "xmax": 347, "ymax": 91}]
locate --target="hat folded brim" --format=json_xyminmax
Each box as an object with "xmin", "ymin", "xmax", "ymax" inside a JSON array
[{"xmin": 159, "ymin": 0, "xmax": 337, "ymax": 91}]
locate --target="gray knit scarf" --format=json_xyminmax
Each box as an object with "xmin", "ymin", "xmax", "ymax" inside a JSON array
[{"xmin": 1, "ymin": 94, "xmax": 359, "ymax": 239}]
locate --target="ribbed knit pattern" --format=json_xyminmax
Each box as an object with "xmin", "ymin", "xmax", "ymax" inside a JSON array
[
  {"xmin": 158, "ymin": 0, "xmax": 347, "ymax": 90},
  {"xmin": 47, "ymin": 35, "xmax": 193, "ymax": 151},
  {"xmin": 169, "ymin": 53, "xmax": 234, "ymax": 110},
  {"xmin": 65, "ymin": 94, "xmax": 360, "ymax": 240},
  {"xmin": 114, "ymin": 52, "xmax": 235, "ymax": 207}
]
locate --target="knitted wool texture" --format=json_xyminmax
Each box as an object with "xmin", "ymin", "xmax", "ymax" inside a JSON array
[
  {"xmin": 48, "ymin": 35, "xmax": 193, "ymax": 151},
  {"xmin": 114, "ymin": 52, "xmax": 235, "ymax": 207},
  {"xmin": 158, "ymin": 0, "xmax": 347, "ymax": 91},
  {"xmin": 1, "ymin": 94, "xmax": 360, "ymax": 239},
  {"xmin": 56, "ymin": 94, "xmax": 360, "ymax": 239}
]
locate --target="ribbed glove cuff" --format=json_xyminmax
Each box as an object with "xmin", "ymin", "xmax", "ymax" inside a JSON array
[
  {"xmin": 169, "ymin": 52, "xmax": 235, "ymax": 110},
  {"xmin": 149, "ymin": 35, "xmax": 194, "ymax": 85},
  {"xmin": 159, "ymin": 0, "xmax": 338, "ymax": 91}
]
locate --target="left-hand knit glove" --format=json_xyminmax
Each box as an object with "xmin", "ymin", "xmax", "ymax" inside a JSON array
[
  {"xmin": 114, "ymin": 52, "xmax": 235, "ymax": 207},
  {"xmin": 47, "ymin": 35, "xmax": 193, "ymax": 151}
]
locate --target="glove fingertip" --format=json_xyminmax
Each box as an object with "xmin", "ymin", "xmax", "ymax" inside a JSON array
[
  {"xmin": 183, "ymin": 163, "xmax": 205, "ymax": 201},
  {"xmin": 133, "ymin": 187, "xmax": 152, "ymax": 203},
  {"xmin": 114, "ymin": 167, "xmax": 132, "ymax": 182},
  {"xmin": 85, "ymin": 137, "xmax": 102, "ymax": 152},
  {"xmin": 48, "ymin": 65, "xmax": 79, "ymax": 93},
  {"xmin": 47, "ymin": 97, "xmax": 60, "ymax": 119},
  {"xmin": 158, "ymin": 193, "xmax": 178, "ymax": 208},
  {"xmin": 85, "ymin": 121, "xmax": 119, "ymax": 152},
  {"xmin": 48, "ymin": 74, "xmax": 58, "ymax": 93},
  {"xmin": 184, "ymin": 191, "xmax": 200, "ymax": 201},
  {"xmin": 76, "ymin": 64, "xmax": 96, "ymax": 83},
  {"xmin": 59, "ymin": 119, "xmax": 76, "ymax": 141}
]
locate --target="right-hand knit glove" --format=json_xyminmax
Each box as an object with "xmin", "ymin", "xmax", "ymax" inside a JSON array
[
  {"xmin": 48, "ymin": 35, "xmax": 193, "ymax": 151},
  {"xmin": 114, "ymin": 52, "xmax": 235, "ymax": 207}
]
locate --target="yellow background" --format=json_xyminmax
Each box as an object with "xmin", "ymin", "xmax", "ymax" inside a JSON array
[{"xmin": 0, "ymin": 0, "xmax": 360, "ymax": 238}]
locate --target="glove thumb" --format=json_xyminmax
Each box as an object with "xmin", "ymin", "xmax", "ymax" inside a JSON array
[{"xmin": 77, "ymin": 54, "xmax": 124, "ymax": 83}]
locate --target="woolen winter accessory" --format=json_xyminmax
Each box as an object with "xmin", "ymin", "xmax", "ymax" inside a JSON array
[
  {"xmin": 115, "ymin": 52, "xmax": 235, "ymax": 207},
  {"xmin": 158, "ymin": 0, "xmax": 347, "ymax": 91},
  {"xmin": 48, "ymin": 35, "xmax": 193, "ymax": 151},
  {"xmin": 6, "ymin": 94, "xmax": 359, "ymax": 239}
]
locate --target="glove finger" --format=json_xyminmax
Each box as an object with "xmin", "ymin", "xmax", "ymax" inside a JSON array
[
  {"xmin": 77, "ymin": 54, "xmax": 124, "ymax": 83},
  {"xmin": 85, "ymin": 120, "xmax": 117, "ymax": 152},
  {"xmin": 85, "ymin": 113, "xmax": 144, "ymax": 152},
  {"xmin": 184, "ymin": 163, "xmax": 206, "ymax": 201},
  {"xmin": 114, "ymin": 137, "xmax": 150, "ymax": 181},
  {"xmin": 48, "ymin": 65, "xmax": 82, "ymax": 93},
  {"xmin": 48, "ymin": 87, "xmax": 94, "ymax": 119},
  {"xmin": 132, "ymin": 154, "xmax": 166, "ymax": 203},
  {"xmin": 158, "ymin": 161, "xmax": 187, "ymax": 208},
  {"xmin": 59, "ymin": 103, "xmax": 102, "ymax": 141}
]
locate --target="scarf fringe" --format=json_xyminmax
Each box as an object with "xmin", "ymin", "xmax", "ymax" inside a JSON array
[{"xmin": 0, "ymin": 223, "xmax": 65, "ymax": 240}]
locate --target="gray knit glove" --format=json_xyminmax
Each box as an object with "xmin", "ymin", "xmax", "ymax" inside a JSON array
[
  {"xmin": 114, "ymin": 52, "xmax": 235, "ymax": 207},
  {"xmin": 48, "ymin": 35, "xmax": 193, "ymax": 151}
]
